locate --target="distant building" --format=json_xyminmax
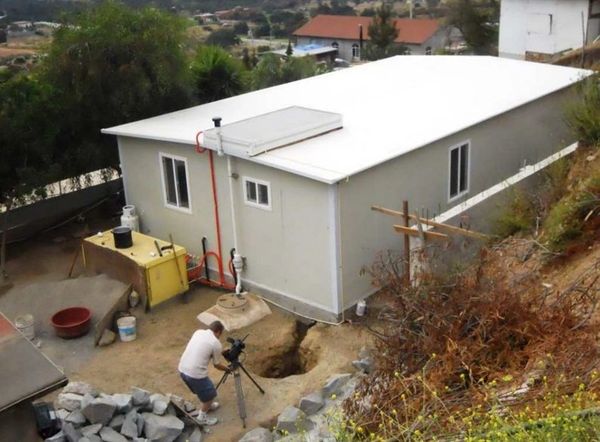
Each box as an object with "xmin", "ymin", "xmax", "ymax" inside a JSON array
[
  {"xmin": 269, "ymin": 44, "xmax": 338, "ymax": 63},
  {"xmin": 499, "ymin": 0, "xmax": 600, "ymax": 60},
  {"xmin": 293, "ymin": 14, "xmax": 450, "ymax": 61},
  {"xmin": 193, "ymin": 13, "xmax": 219, "ymax": 25}
]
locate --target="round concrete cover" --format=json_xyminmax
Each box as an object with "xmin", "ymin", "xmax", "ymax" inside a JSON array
[{"xmin": 216, "ymin": 294, "xmax": 248, "ymax": 312}]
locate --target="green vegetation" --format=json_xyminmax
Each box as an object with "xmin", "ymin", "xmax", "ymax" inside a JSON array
[
  {"xmin": 446, "ymin": 0, "xmax": 499, "ymax": 55},
  {"xmin": 364, "ymin": 3, "xmax": 405, "ymax": 61},
  {"xmin": 251, "ymin": 53, "xmax": 326, "ymax": 90},
  {"xmin": 206, "ymin": 28, "xmax": 241, "ymax": 47},
  {"xmin": 191, "ymin": 46, "xmax": 247, "ymax": 103},
  {"xmin": 566, "ymin": 75, "xmax": 600, "ymax": 146}
]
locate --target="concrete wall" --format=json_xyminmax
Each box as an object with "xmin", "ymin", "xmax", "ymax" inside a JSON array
[
  {"xmin": 499, "ymin": 0, "xmax": 594, "ymax": 59},
  {"xmin": 118, "ymin": 138, "xmax": 336, "ymax": 319},
  {"xmin": 337, "ymin": 86, "xmax": 578, "ymax": 308}
]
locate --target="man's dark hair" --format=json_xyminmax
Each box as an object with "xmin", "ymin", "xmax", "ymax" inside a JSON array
[{"xmin": 209, "ymin": 321, "xmax": 224, "ymax": 334}]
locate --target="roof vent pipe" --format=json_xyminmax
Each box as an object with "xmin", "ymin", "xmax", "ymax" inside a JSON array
[{"xmin": 212, "ymin": 117, "xmax": 224, "ymax": 157}]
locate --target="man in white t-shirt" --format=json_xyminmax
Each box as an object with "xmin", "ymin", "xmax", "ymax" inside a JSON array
[{"xmin": 178, "ymin": 321, "xmax": 230, "ymax": 426}]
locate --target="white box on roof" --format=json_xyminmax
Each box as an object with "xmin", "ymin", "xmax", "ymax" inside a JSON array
[{"xmin": 201, "ymin": 106, "xmax": 343, "ymax": 157}]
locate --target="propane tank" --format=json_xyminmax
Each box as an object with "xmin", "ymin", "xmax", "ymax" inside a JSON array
[{"xmin": 120, "ymin": 205, "xmax": 140, "ymax": 232}]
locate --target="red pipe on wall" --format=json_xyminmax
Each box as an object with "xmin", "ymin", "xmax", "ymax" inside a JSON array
[{"xmin": 195, "ymin": 130, "xmax": 227, "ymax": 288}]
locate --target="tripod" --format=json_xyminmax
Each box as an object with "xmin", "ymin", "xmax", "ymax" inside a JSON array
[{"xmin": 215, "ymin": 359, "xmax": 265, "ymax": 428}]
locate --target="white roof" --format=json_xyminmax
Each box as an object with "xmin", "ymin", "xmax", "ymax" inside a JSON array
[{"xmin": 103, "ymin": 56, "xmax": 592, "ymax": 184}]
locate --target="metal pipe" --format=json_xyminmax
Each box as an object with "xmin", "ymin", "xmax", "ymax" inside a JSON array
[
  {"xmin": 230, "ymin": 248, "xmax": 237, "ymax": 285},
  {"xmin": 202, "ymin": 236, "xmax": 210, "ymax": 282}
]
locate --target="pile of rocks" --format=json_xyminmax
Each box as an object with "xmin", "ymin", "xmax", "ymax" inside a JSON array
[
  {"xmin": 239, "ymin": 346, "xmax": 374, "ymax": 442},
  {"xmin": 47, "ymin": 382, "xmax": 202, "ymax": 442}
]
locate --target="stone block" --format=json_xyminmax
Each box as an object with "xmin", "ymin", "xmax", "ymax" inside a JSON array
[
  {"xmin": 63, "ymin": 382, "xmax": 99, "ymax": 397},
  {"xmin": 149, "ymin": 393, "xmax": 170, "ymax": 415},
  {"xmin": 322, "ymin": 374, "xmax": 352, "ymax": 398},
  {"xmin": 81, "ymin": 423, "xmax": 103, "ymax": 436},
  {"xmin": 85, "ymin": 435, "xmax": 102, "ymax": 442},
  {"xmin": 352, "ymin": 357, "xmax": 374, "ymax": 374},
  {"xmin": 276, "ymin": 406, "xmax": 311, "ymax": 434},
  {"xmin": 120, "ymin": 409, "xmax": 140, "ymax": 438},
  {"xmin": 131, "ymin": 387, "xmax": 151, "ymax": 407},
  {"xmin": 239, "ymin": 427, "xmax": 273, "ymax": 442},
  {"xmin": 99, "ymin": 426, "xmax": 128, "ymax": 442},
  {"xmin": 298, "ymin": 392, "xmax": 324, "ymax": 415},
  {"xmin": 57, "ymin": 393, "xmax": 84, "ymax": 411},
  {"xmin": 44, "ymin": 430, "xmax": 65, "ymax": 442},
  {"xmin": 98, "ymin": 329, "xmax": 116, "ymax": 347},
  {"xmin": 112, "ymin": 394, "xmax": 133, "ymax": 413},
  {"xmin": 82, "ymin": 397, "xmax": 117, "ymax": 425},
  {"xmin": 142, "ymin": 412, "xmax": 184, "ymax": 442},
  {"xmin": 109, "ymin": 414, "xmax": 125, "ymax": 432},
  {"xmin": 61, "ymin": 422, "xmax": 81, "ymax": 442}
]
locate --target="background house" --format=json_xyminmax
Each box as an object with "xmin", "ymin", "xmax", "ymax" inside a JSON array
[
  {"xmin": 293, "ymin": 15, "xmax": 447, "ymax": 61},
  {"xmin": 499, "ymin": 0, "xmax": 600, "ymax": 60},
  {"xmin": 103, "ymin": 56, "xmax": 591, "ymax": 322}
]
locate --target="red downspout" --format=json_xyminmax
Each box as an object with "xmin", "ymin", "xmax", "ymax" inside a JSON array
[{"xmin": 195, "ymin": 130, "xmax": 227, "ymax": 288}]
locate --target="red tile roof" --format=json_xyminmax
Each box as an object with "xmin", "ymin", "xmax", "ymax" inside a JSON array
[{"xmin": 293, "ymin": 15, "xmax": 440, "ymax": 45}]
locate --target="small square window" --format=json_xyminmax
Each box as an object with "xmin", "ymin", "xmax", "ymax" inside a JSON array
[{"xmin": 243, "ymin": 177, "xmax": 271, "ymax": 210}]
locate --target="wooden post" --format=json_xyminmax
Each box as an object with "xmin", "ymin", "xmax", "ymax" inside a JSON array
[{"xmin": 403, "ymin": 200, "xmax": 410, "ymax": 287}]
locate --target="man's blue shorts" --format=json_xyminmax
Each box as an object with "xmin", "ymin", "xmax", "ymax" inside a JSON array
[{"xmin": 180, "ymin": 372, "xmax": 217, "ymax": 403}]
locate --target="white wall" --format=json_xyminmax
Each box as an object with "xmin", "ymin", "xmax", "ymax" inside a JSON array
[{"xmin": 499, "ymin": 0, "xmax": 592, "ymax": 59}]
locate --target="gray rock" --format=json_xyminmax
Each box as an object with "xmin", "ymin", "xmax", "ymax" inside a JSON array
[
  {"xmin": 109, "ymin": 414, "xmax": 125, "ymax": 432},
  {"xmin": 98, "ymin": 329, "xmax": 116, "ymax": 347},
  {"xmin": 131, "ymin": 387, "xmax": 150, "ymax": 407},
  {"xmin": 79, "ymin": 438, "xmax": 91, "ymax": 442},
  {"xmin": 142, "ymin": 412, "xmax": 184, "ymax": 442},
  {"xmin": 120, "ymin": 409, "xmax": 140, "ymax": 438},
  {"xmin": 322, "ymin": 374, "xmax": 352, "ymax": 398},
  {"xmin": 81, "ymin": 424, "xmax": 103, "ymax": 436},
  {"xmin": 62, "ymin": 422, "xmax": 82, "ymax": 442},
  {"xmin": 183, "ymin": 401, "xmax": 196, "ymax": 413},
  {"xmin": 56, "ymin": 409, "xmax": 70, "ymax": 420},
  {"xmin": 99, "ymin": 426, "xmax": 127, "ymax": 442},
  {"xmin": 276, "ymin": 406, "xmax": 311, "ymax": 434},
  {"xmin": 44, "ymin": 430, "xmax": 65, "ymax": 442},
  {"xmin": 132, "ymin": 439, "xmax": 149, "ymax": 442},
  {"xmin": 82, "ymin": 397, "xmax": 117, "ymax": 425},
  {"xmin": 81, "ymin": 393, "xmax": 95, "ymax": 411},
  {"xmin": 167, "ymin": 394, "xmax": 184, "ymax": 407},
  {"xmin": 112, "ymin": 393, "xmax": 133, "ymax": 413},
  {"xmin": 358, "ymin": 346, "xmax": 372, "ymax": 360},
  {"xmin": 298, "ymin": 392, "xmax": 324, "ymax": 415},
  {"xmin": 136, "ymin": 413, "xmax": 144, "ymax": 436},
  {"xmin": 83, "ymin": 436, "xmax": 102, "ymax": 442},
  {"xmin": 175, "ymin": 426, "xmax": 202, "ymax": 442},
  {"xmin": 66, "ymin": 410, "xmax": 87, "ymax": 427},
  {"xmin": 352, "ymin": 357, "xmax": 374, "ymax": 374},
  {"xmin": 57, "ymin": 393, "xmax": 85, "ymax": 411},
  {"xmin": 63, "ymin": 382, "xmax": 99, "ymax": 398},
  {"xmin": 239, "ymin": 427, "xmax": 273, "ymax": 442},
  {"xmin": 149, "ymin": 393, "xmax": 170, "ymax": 415}
]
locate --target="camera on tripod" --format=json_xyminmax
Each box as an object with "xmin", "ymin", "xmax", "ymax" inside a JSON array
[{"xmin": 223, "ymin": 334, "xmax": 248, "ymax": 364}]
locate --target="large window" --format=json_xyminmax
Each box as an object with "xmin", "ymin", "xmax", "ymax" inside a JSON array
[
  {"xmin": 159, "ymin": 153, "xmax": 191, "ymax": 212},
  {"xmin": 448, "ymin": 142, "xmax": 470, "ymax": 201},
  {"xmin": 352, "ymin": 44, "xmax": 360, "ymax": 59},
  {"xmin": 243, "ymin": 177, "xmax": 271, "ymax": 210}
]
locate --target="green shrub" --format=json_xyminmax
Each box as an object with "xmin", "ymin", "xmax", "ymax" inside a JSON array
[
  {"xmin": 494, "ymin": 187, "xmax": 535, "ymax": 237},
  {"xmin": 566, "ymin": 75, "xmax": 600, "ymax": 146}
]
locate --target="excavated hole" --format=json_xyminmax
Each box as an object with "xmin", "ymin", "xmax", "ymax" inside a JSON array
[{"xmin": 251, "ymin": 320, "xmax": 317, "ymax": 378}]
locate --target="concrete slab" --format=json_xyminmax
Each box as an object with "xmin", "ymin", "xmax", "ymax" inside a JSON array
[
  {"xmin": 196, "ymin": 293, "xmax": 271, "ymax": 331},
  {"xmin": 0, "ymin": 274, "xmax": 129, "ymax": 375}
]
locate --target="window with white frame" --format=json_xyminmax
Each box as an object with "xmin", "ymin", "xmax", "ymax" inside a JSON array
[
  {"xmin": 448, "ymin": 142, "xmax": 470, "ymax": 200},
  {"xmin": 352, "ymin": 43, "xmax": 360, "ymax": 59},
  {"xmin": 160, "ymin": 153, "xmax": 191, "ymax": 211},
  {"xmin": 243, "ymin": 177, "xmax": 271, "ymax": 210}
]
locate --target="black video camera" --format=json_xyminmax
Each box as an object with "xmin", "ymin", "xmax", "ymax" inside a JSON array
[{"xmin": 223, "ymin": 335, "xmax": 248, "ymax": 363}]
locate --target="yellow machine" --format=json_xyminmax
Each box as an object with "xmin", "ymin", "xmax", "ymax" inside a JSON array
[{"xmin": 83, "ymin": 230, "xmax": 189, "ymax": 309}]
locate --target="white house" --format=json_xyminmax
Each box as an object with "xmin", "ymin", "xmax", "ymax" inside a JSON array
[
  {"xmin": 103, "ymin": 56, "xmax": 591, "ymax": 322},
  {"xmin": 499, "ymin": 0, "xmax": 600, "ymax": 60}
]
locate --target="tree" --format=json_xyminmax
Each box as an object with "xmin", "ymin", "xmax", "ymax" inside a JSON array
[
  {"xmin": 364, "ymin": 3, "xmax": 400, "ymax": 60},
  {"xmin": 191, "ymin": 46, "xmax": 247, "ymax": 104},
  {"xmin": 206, "ymin": 28, "xmax": 241, "ymax": 47},
  {"xmin": 0, "ymin": 75, "xmax": 60, "ymax": 283},
  {"xmin": 40, "ymin": 1, "xmax": 192, "ymax": 178},
  {"xmin": 251, "ymin": 54, "xmax": 327, "ymax": 90},
  {"xmin": 233, "ymin": 21, "xmax": 249, "ymax": 36},
  {"xmin": 446, "ymin": 0, "xmax": 498, "ymax": 55}
]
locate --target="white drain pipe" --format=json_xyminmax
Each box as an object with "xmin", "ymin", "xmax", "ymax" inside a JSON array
[{"xmin": 213, "ymin": 117, "xmax": 244, "ymax": 295}]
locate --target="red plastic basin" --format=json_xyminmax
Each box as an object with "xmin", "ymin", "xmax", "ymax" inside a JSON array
[{"xmin": 51, "ymin": 307, "xmax": 91, "ymax": 339}]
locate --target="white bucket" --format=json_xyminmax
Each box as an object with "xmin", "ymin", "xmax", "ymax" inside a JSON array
[
  {"xmin": 117, "ymin": 316, "xmax": 137, "ymax": 342},
  {"xmin": 15, "ymin": 314, "xmax": 35, "ymax": 340},
  {"xmin": 356, "ymin": 300, "xmax": 367, "ymax": 317}
]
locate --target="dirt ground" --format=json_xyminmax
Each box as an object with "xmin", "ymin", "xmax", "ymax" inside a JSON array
[{"xmin": 1, "ymin": 223, "xmax": 372, "ymax": 441}]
